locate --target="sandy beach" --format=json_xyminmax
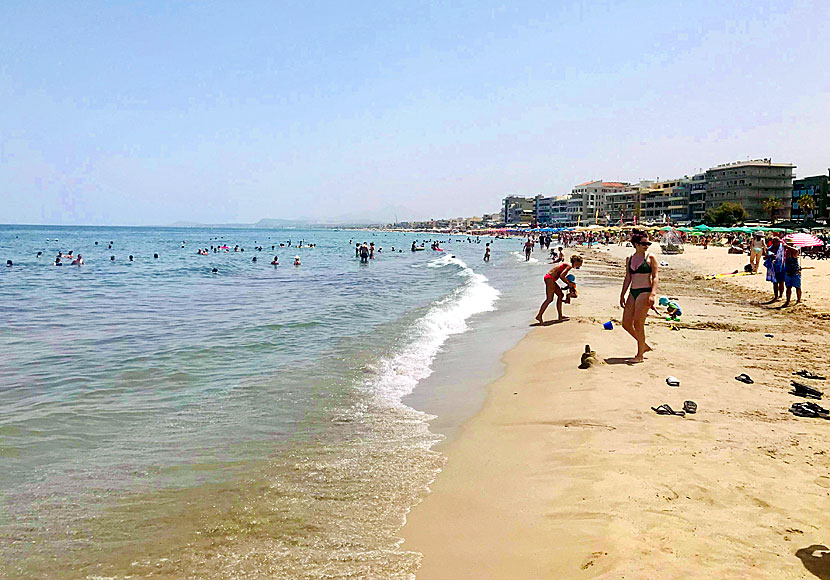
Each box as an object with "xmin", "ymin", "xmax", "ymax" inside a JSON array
[{"xmin": 404, "ymin": 244, "xmax": 830, "ymax": 579}]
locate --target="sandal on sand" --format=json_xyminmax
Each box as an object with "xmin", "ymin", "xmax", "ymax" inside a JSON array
[
  {"xmin": 666, "ymin": 376, "xmax": 680, "ymax": 387},
  {"xmin": 794, "ymin": 370, "xmax": 827, "ymax": 381},
  {"xmin": 791, "ymin": 381, "xmax": 824, "ymax": 400},
  {"xmin": 735, "ymin": 373, "xmax": 754, "ymax": 384},
  {"xmin": 790, "ymin": 403, "xmax": 818, "ymax": 418},
  {"xmin": 651, "ymin": 404, "xmax": 685, "ymax": 417},
  {"xmin": 790, "ymin": 402, "xmax": 829, "ymax": 418},
  {"xmin": 683, "ymin": 400, "xmax": 697, "ymax": 414}
]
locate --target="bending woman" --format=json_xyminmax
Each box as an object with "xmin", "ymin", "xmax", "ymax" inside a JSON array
[
  {"xmin": 620, "ymin": 230, "xmax": 659, "ymax": 362},
  {"xmin": 536, "ymin": 255, "xmax": 583, "ymax": 323}
]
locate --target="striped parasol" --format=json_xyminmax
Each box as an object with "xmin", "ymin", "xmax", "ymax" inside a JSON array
[{"xmin": 783, "ymin": 232, "xmax": 824, "ymax": 248}]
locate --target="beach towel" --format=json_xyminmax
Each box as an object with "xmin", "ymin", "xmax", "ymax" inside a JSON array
[{"xmin": 765, "ymin": 244, "xmax": 784, "ymax": 283}]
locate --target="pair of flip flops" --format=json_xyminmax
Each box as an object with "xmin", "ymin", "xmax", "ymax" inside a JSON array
[
  {"xmin": 793, "ymin": 370, "xmax": 827, "ymax": 381},
  {"xmin": 651, "ymin": 401, "xmax": 697, "ymax": 416},
  {"xmin": 735, "ymin": 373, "xmax": 754, "ymax": 384},
  {"xmin": 791, "ymin": 381, "xmax": 824, "ymax": 400},
  {"xmin": 790, "ymin": 401, "xmax": 829, "ymax": 419}
]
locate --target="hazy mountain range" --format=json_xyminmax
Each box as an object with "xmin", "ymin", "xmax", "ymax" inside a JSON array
[{"xmin": 168, "ymin": 206, "xmax": 439, "ymax": 228}]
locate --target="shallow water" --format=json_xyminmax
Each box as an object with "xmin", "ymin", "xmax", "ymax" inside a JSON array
[{"xmin": 0, "ymin": 226, "xmax": 553, "ymax": 578}]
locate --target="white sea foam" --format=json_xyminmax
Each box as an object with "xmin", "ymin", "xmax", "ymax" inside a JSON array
[
  {"xmin": 511, "ymin": 250, "xmax": 539, "ymax": 264},
  {"xmin": 366, "ymin": 254, "xmax": 500, "ymax": 404}
]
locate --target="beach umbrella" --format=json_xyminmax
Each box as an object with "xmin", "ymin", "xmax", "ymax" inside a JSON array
[
  {"xmin": 693, "ymin": 224, "xmax": 711, "ymax": 231},
  {"xmin": 783, "ymin": 233, "xmax": 823, "ymax": 248}
]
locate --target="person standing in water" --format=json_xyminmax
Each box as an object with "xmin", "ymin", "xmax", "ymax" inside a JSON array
[
  {"xmin": 524, "ymin": 238, "xmax": 533, "ymax": 261},
  {"xmin": 483, "ymin": 243, "xmax": 491, "ymax": 262},
  {"xmin": 620, "ymin": 229, "xmax": 659, "ymax": 362},
  {"xmin": 535, "ymin": 255, "xmax": 583, "ymax": 323}
]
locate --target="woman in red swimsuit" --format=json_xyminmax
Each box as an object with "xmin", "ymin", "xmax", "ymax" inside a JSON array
[
  {"xmin": 536, "ymin": 255, "xmax": 583, "ymax": 323},
  {"xmin": 620, "ymin": 229, "xmax": 659, "ymax": 362}
]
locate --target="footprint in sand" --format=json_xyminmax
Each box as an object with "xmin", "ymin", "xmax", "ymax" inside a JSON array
[{"xmin": 580, "ymin": 552, "xmax": 608, "ymax": 570}]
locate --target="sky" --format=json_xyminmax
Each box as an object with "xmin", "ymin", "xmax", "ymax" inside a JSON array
[{"xmin": 2, "ymin": 0, "xmax": 829, "ymax": 225}]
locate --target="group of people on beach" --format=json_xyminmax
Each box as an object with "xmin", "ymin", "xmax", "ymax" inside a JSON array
[
  {"xmin": 535, "ymin": 229, "xmax": 659, "ymax": 363},
  {"xmin": 763, "ymin": 235, "xmax": 802, "ymax": 306}
]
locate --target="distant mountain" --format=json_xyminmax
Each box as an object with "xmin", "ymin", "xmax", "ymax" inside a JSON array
[{"xmin": 166, "ymin": 205, "xmax": 434, "ymax": 228}]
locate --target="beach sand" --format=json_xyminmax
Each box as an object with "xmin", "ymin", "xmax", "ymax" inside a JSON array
[{"xmin": 403, "ymin": 245, "xmax": 830, "ymax": 579}]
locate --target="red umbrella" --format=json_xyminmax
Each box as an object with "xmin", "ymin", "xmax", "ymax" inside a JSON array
[{"xmin": 783, "ymin": 233, "xmax": 823, "ymax": 248}]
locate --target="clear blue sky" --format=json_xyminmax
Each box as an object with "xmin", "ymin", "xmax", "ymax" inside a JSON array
[{"xmin": 2, "ymin": 0, "xmax": 828, "ymax": 225}]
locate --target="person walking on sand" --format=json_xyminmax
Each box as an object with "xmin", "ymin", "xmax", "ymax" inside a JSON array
[
  {"xmin": 782, "ymin": 241, "xmax": 802, "ymax": 306},
  {"xmin": 750, "ymin": 232, "xmax": 765, "ymax": 273},
  {"xmin": 535, "ymin": 255, "xmax": 583, "ymax": 323},
  {"xmin": 620, "ymin": 229, "xmax": 659, "ymax": 362},
  {"xmin": 764, "ymin": 236, "xmax": 785, "ymax": 301}
]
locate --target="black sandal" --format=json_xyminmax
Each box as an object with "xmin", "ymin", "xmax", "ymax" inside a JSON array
[
  {"xmin": 683, "ymin": 400, "xmax": 697, "ymax": 414},
  {"xmin": 651, "ymin": 404, "xmax": 685, "ymax": 417},
  {"xmin": 789, "ymin": 402, "xmax": 828, "ymax": 418},
  {"xmin": 793, "ymin": 370, "xmax": 827, "ymax": 381},
  {"xmin": 735, "ymin": 373, "xmax": 754, "ymax": 384},
  {"xmin": 791, "ymin": 381, "xmax": 824, "ymax": 400}
]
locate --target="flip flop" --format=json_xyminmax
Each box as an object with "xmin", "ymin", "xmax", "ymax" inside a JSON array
[
  {"xmin": 791, "ymin": 381, "xmax": 824, "ymax": 400},
  {"xmin": 793, "ymin": 370, "xmax": 827, "ymax": 381},
  {"xmin": 651, "ymin": 404, "xmax": 685, "ymax": 417},
  {"xmin": 790, "ymin": 403, "xmax": 818, "ymax": 418},
  {"xmin": 683, "ymin": 400, "xmax": 697, "ymax": 414},
  {"xmin": 734, "ymin": 373, "xmax": 754, "ymax": 384},
  {"xmin": 666, "ymin": 376, "xmax": 680, "ymax": 387},
  {"xmin": 803, "ymin": 401, "xmax": 830, "ymax": 417}
]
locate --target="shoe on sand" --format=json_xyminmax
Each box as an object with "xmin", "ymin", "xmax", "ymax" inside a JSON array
[
  {"xmin": 791, "ymin": 381, "xmax": 824, "ymax": 400},
  {"xmin": 651, "ymin": 404, "xmax": 685, "ymax": 417},
  {"xmin": 790, "ymin": 402, "xmax": 829, "ymax": 418},
  {"xmin": 794, "ymin": 370, "xmax": 827, "ymax": 381},
  {"xmin": 666, "ymin": 376, "xmax": 680, "ymax": 387},
  {"xmin": 683, "ymin": 400, "xmax": 697, "ymax": 414},
  {"xmin": 735, "ymin": 373, "xmax": 754, "ymax": 384}
]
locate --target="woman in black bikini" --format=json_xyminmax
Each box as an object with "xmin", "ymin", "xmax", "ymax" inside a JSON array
[{"xmin": 620, "ymin": 230, "xmax": 659, "ymax": 362}]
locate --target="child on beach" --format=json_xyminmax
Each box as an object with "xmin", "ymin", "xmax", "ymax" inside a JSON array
[{"xmin": 560, "ymin": 273, "xmax": 578, "ymax": 303}]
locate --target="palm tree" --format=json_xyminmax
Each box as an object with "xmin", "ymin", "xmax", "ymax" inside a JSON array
[
  {"xmin": 762, "ymin": 197, "xmax": 783, "ymax": 225},
  {"xmin": 797, "ymin": 194, "xmax": 816, "ymax": 223}
]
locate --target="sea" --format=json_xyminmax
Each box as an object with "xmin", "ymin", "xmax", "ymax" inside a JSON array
[{"xmin": 0, "ymin": 226, "xmax": 549, "ymax": 579}]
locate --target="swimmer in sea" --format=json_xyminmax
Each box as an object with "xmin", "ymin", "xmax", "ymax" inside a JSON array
[
  {"xmin": 271, "ymin": 256, "xmax": 279, "ymax": 266},
  {"xmin": 293, "ymin": 256, "xmax": 301, "ymax": 266}
]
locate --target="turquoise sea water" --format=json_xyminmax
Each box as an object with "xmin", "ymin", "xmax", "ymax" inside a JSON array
[{"xmin": 0, "ymin": 226, "xmax": 547, "ymax": 579}]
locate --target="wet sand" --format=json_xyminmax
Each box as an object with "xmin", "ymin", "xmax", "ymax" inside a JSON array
[{"xmin": 403, "ymin": 245, "xmax": 830, "ymax": 579}]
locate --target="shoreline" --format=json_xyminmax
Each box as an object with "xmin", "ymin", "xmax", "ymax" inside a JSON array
[{"xmin": 403, "ymin": 245, "xmax": 830, "ymax": 579}]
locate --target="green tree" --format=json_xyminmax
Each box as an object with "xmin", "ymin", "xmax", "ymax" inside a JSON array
[
  {"xmin": 762, "ymin": 197, "xmax": 783, "ymax": 224},
  {"xmin": 703, "ymin": 202, "xmax": 748, "ymax": 226},
  {"xmin": 797, "ymin": 194, "xmax": 816, "ymax": 222}
]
